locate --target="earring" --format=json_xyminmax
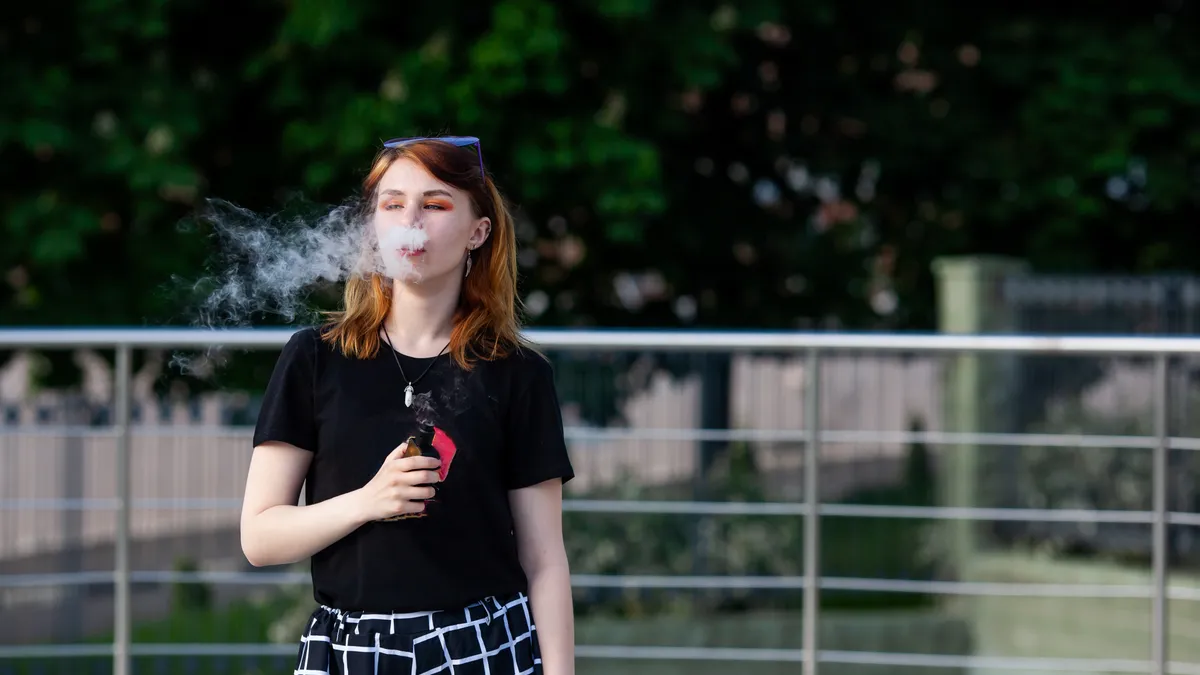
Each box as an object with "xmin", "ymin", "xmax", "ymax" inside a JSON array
[{"xmin": 464, "ymin": 250, "xmax": 473, "ymax": 278}]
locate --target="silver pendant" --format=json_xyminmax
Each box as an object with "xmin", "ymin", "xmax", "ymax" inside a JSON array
[{"xmin": 404, "ymin": 384, "xmax": 414, "ymax": 408}]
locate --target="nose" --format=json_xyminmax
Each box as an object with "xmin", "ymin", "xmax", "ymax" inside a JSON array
[
  {"xmin": 386, "ymin": 205, "xmax": 422, "ymax": 229},
  {"xmin": 392, "ymin": 209, "xmax": 419, "ymax": 228}
]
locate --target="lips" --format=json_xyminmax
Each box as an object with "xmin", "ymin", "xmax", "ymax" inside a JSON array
[{"xmin": 397, "ymin": 248, "xmax": 425, "ymax": 258}]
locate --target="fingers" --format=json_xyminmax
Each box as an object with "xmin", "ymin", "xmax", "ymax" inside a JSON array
[
  {"xmin": 373, "ymin": 449, "xmax": 442, "ymax": 522},
  {"xmin": 393, "ymin": 470, "xmax": 441, "ymax": 487},
  {"xmin": 404, "ymin": 488, "xmax": 435, "ymax": 503},
  {"xmin": 384, "ymin": 466, "xmax": 440, "ymax": 488},
  {"xmin": 384, "ymin": 442, "xmax": 410, "ymax": 462},
  {"xmin": 381, "ymin": 449, "xmax": 440, "ymax": 476},
  {"xmin": 394, "ymin": 455, "xmax": 442, "ymax": 472},
  {"xmin": 385, "ymin": 485, "xmax": 436, "ymax": 517},
  {"xmin": 387, "ymin": 498, "xmax": 426, "ymax": 518}
]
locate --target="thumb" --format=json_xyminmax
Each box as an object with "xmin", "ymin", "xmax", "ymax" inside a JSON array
[{"xmin": 385, "ymin": 441, "xmax": 410, "ymax": 462}]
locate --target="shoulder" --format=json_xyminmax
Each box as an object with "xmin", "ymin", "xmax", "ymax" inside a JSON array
[
  {"xmin": 275, "ymin": 325, "xmax": 342, "ymax": 367},
  {"xmin": 480, "ymin": 341, "xmax": 562, "ymax": 410},
  {"xmin": 465, "ymin": 340, "xmax": 556, "ymax": 398},
  {"xmin": 280, "ymin": 326, "xmax": 323, "ymax": 356},
  {"xmin": 290, "ymin": 325, "xmax": 322, "ymax": 346},
  {"xmin": 488, "ymin": 340, "xmax": 555, "ymax": 381}
]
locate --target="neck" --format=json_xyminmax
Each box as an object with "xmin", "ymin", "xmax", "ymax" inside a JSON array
[{"xmin": 382, "ymin": 274, "xmax": 460, "ymax": 357}]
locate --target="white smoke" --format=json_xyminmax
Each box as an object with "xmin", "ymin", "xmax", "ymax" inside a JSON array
[
  {"xmin": 377, "ymin": 226, "xmax": 429, "ymax": 281},
  {"xmin": 179, "ymin": 198, "xmax": 431, "ymax": 329},
  {"xmin": 167, "ymin": 197, "xmax": 428, "ymax": 375}
]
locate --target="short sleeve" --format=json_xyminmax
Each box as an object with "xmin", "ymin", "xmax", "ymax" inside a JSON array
[
  {"xmin": 504, "ymin": 352, "xmax": 575, "ymax": 490},
  {"xmin": 252, "ymin": 328, "xmax": 319, "ymax": 452}
]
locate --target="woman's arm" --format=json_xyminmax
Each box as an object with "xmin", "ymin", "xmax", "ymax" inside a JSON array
[
  {"xmin": 239, "ymin": 440, "xmax": 441, "ymax": 567},
  {"xmin": 240, "ymin": 442, "xmax": 367, "ymax": 567},
  {"xmin": 509, "ymin": 478, "xmax": 574, "ymax": 675}
]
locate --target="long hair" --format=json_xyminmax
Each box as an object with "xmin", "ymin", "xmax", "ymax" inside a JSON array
[{"xmin": 321, "ymin": 140, "xmax": 524, "ymax": 369}]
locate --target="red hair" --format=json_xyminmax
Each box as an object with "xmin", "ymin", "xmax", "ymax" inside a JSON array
[{"xmin": 321, "ymin": 140, "xmax": 524, "ymax": 369}]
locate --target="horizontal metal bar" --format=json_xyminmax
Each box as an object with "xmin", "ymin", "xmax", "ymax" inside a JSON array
[
  {"xmin": 1169, "ymin": 437, "xmax": 1200, "ymax": 451},
  {"xmin": 6, "ymin": 327, "xmax": 1200, "ymax": 354},
  {"xmin": 131, "ymin": 570, "xmax": 308, "ymax": 585},
  {"xmin": 576, "ymin": 644, "xmax": 806, "ymax": 663},
  {"xmin": 9, "ymin": 570, "xmax": 1194, "ymax": 600},
  {"xmin": 0, "ymin": 427, "xmax": 218, "ymax": 438},
  {"xmin": 565, "ymin": 499, "xmax": 807, "ymax": 516},
  {"xmin": 573, "ymin": 428, "xmax": 1200, "ymax": 452},
  {"xmin": 0, "ymin": 327, "xmax": 300, "ymax": 349},
  {"xmin": 1168, "ymin": 586, "xmax": 1200, "ymax": 602},
  {"xmin": 820, "ymin": 429, "xmax": 1165, "ymax": 450},
  {"xmin": 818, "ymin": 649, "xmax": 1168, "ymax": 673},
  {"xmin": 1165, "ymin": 511, "xmax": 1200, "ymax": 527},
  {"xmin": 820, "ymin": 577, "xmax": 1154, "ymax": 598},
  {"xmin": 3, "ymin": 497, "xmax": 1195, "ymax": 529},
  {"xmin": 5, "ymin": 642, "xmax": 1192, "ymax": 674},
  {"xmin": 10, "ymin": 425, "xmax": 1200, "ymax": 454},
  {"xmin": 0, "ymin": 571, "xmax": 308, "ymax": 587},
  {"xmin": 572, "ymin": 574, "xmax": 807, "ymax": 590},
  {"xmin": 0, "ymin": 571, "xmax": 114, "ymax": 587},
  {"xmin": 819, "ymin": 503, "xmax": 1158, "ymax": 524},
  {"xmin": 0, "ymin": 498, "xmax": 120, "ymax": 510},
  {"xmin": 570, "ymin": 500, "xmax": 1182, "ymax": 525},
  {"xmin": 0, "ymin": 643, "xmax": 295, "ymax": 659},
  {"xmin": 0, "ymin": 644, "xmax": 115, "ymax": 658},
  {"xmin": 571, "ymin": 574, "xmax": 1160, "ymax": 598},
  {"xmin": 0, "ymin": 427, "xmax": 123, "ymax": 438},
  {"xmin": 130, "ymin": 643, "xmax": 296, "ymax": 657},
  {"xmin": 580, "ymin": 645, "xmax": 1200, "ymax": 673},
  {"xmin": 0, "ymin": 498, "xmax": 242, "ymax": 510},
  {"xmin": 566, "ymin": 427, "xmax": 1173, "ymax": 449}
]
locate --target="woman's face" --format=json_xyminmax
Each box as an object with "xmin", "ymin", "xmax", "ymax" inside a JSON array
[{"xmin": 372, "ymin": 158, "xmax": 491, "ymax": 284}]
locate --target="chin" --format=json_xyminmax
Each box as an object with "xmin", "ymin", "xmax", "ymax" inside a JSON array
[
  {"xmin": 392, "ymin": 266, "xmax": 462, "ymax": 286},
  {"xmin": 382, "ymin": 259, "xmax": 422, "ymax": 283},
  {"xmin": 402, "ymin": 263, "xmax": 461, "ymax": 284}
]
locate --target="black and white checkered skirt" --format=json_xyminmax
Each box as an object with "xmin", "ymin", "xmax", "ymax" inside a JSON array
[{"xmin": 292, "ymin": 591, "xmax": 542, "ymax": 675}]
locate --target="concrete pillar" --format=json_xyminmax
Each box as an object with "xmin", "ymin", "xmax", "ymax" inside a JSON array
[{"xmin": 931, "ymin": 256, "xmax": 1028, "ymax": 576}]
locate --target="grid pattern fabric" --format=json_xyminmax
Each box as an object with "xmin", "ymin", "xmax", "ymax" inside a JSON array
[{"xmin": 293, "ymin": 591, "xmax": 542, "ymax": 675}]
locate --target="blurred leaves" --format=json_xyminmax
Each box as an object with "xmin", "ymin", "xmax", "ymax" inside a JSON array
[{"xmin": 2, "ymin": 1, "xmax": 1200, "ymax": 337}]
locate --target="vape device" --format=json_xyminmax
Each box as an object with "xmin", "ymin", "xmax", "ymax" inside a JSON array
[{"xmin": 378, "ymin": 423, "xmax": 440, "ymax": 522}]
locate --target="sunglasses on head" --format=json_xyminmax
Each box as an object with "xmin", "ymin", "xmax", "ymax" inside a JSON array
[{"xmin": 382, "ymin": 135, "xmax": 484, "ymax": 176}]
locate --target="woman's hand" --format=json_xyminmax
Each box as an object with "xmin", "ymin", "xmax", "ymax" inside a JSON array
[
  {"xmin": 353, "ymin": 442, "xmax": 442, "ymax": 521},
  {"xmin": 510, "ymin": 479, "xmax": 574, "ymax": 674},
  {"xmin": 240, "ymin": 440, "xmax": 445, "ymax": 568}
]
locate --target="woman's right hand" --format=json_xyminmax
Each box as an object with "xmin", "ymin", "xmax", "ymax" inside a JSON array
[{"xmin": 354, "ymin": 442, "xmax": 442, "ymax": 522}]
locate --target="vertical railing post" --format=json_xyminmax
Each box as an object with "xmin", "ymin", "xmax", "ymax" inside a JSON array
[
  {"xmin": 802, "ymin": 347, "xmax": 822, "ymax": 675},
  {"xmin": 1151, "ymin": 352, "xmax": 1169, "ymax": 675},
  {"xmin": 114, "ymin": 344, "xmax": 132, "ymax": 675}
]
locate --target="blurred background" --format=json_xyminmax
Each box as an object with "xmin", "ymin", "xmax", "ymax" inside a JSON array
[{"xmin": 4, "ymin": 1, "xmax": 1200, "ymax": 674}]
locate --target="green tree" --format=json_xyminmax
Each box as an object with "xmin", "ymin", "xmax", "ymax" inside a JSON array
[{"xmin": 4, "ymin": 1, "xmax": 1200, "ymax": 382}]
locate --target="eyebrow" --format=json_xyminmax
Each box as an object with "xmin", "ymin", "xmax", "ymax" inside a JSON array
[{"xmin": 378, "ymin": 189, "xmax": 453, "ymax": 199}]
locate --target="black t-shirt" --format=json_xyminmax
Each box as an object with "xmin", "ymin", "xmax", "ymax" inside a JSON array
[{"xmin": 251, "ymin": 326, "xmax": 574, "ymax": 613}]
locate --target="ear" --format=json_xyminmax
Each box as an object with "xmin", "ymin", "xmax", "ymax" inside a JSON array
[{"xmin": 468, "ymin": 217, "xmax": 492, "ymax": 250}]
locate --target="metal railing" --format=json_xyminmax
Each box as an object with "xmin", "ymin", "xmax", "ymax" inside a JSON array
[{"xmin": 1, "ymin": 327, "xmax": 1199, "ymax": 675}]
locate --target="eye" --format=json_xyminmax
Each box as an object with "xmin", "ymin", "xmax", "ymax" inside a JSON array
[
  {"xmin": 381, "ymin": 201, "xmax": 403, "ymax": 211},
  {"xmin": 424, "ymin": 201, "xmax": 451, "ymax": 211}
]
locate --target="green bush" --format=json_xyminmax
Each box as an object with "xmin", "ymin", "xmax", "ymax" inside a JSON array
[
  {"xmin": 171, "ymin": 556, "xmax": 212, "ymax": 612},
  {"xmin": 565, "ymin": 433, "xmax": 941, "ymax": 617}
]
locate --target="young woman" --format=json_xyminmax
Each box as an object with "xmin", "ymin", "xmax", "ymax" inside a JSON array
[{"xmin": 239, "ymin": 136, "xmax": 575, "ymax": 675}]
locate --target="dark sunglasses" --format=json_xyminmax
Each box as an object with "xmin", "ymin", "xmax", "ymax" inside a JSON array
[{"xmin": 382, "ymin": 135, "xmax": 484, "ymax": 176}]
